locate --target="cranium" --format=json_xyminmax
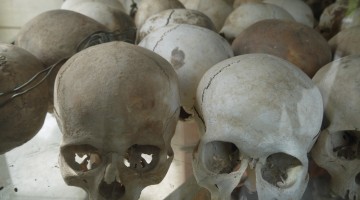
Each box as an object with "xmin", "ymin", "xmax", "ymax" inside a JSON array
[
  {"xmin": 139, "ymin": 24, "xmax": 233, "ymax": 119},
  {"xmin": 263, "ymin": 0, "xmax": 314, "ymax": 27},
  {"xmin": 61, "ymin": 0, "xmax": 136, "ymax": 42},
  {"xmin": 193, "ymin": 54, "xmax": 323, "ymax": 200},
  {"xmin": 0, "ymin": 43, "xmax": 48, "ymax": 154},
  {"xmin": 134, "ymin": 0, "xmax": 184, "ymax": 29},
  {"xmin": 54, "ymin": 41, "xmax": 180, "ymax": 199},
  {"xmin": 16, "ymin": 9, "xmax": 112, "ymax": 112},
  {"xmin": 179, "ymin": 0, "xmax": 233, "ymax": 31},
  {"xmin": 311, "ymin": 55, "xmax": 360, "ymax": 200},
  {"xmin": 220, "ymin": 2, "xmax": 294, "ymax": 42},
  {"xmin": 137, "ymin": 8, "xmax": 216, "ymax": 43}
]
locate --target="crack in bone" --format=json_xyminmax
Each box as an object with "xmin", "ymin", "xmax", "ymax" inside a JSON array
[
  {"xmin": 165, "ymin": 10, "xmax": 175, "ymax": 26},
  {"xmin": 201, "ymin": 60, "xmax": 241, "ymax": 104}
]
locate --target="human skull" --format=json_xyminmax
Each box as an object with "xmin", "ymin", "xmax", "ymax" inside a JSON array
[
  {"xmin": 137, "ymin": 8, "xmax": 216, "ymax": 43},
  {"xmin": 0, "ymin": 43, "xmax": 48, "ymax": 154},
  {"xmin": 231, "ymin": 19, "xmax": 332, "ymax": 78},
  {"xmin": 263, "ymin": 0, "xmax": 314, "ymax": 27},
  {"xmin": 317, "ymin": 1, "xmax": 347, "ymax": 40},
  {"xmin": 311, "ymin": 55, "xmax": 360, "ymax": 200},
  {"xmin": 139, "ymin": 24, "xmax": 233, "ymax": 119},
  {"xmin": 328, "ymin": 26, "xmax": 360, "ymax": 60},
  {"xmin": 193, "ymin": 54, "xmax": 323, "ymax": 200},
  {"xmin": 220, "ymin": 2, "xmax": 294, "ymax": 42},
  {"xmin": 61, "ymin": 0, "xmax": 136, "ymax": 41},
  {"xmin": 16, "ymin": 9, "xmax": 112, "ymax": 112},
  {"xmin": 61, "ymin": 0, "xmax": 125, "ymax": 11},
  {"xmin": 54, "ymin": 41, "xmax": 180, "ymax": 200},
  {"xmin": 134, "ymin": 0, "xmax": 184, "ymax": 29},
  {"xmin": 179, "ymin": 0, "xmax": 233, "ymax": 31}
]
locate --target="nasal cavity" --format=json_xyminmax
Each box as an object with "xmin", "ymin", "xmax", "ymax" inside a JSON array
[
  {"xmin": 203, "ymin": 141, "xmax": 241, "ymax": 174},
  {"xmin": 99, "ymin": 179, "xmax": 125, "ymax": 199}
]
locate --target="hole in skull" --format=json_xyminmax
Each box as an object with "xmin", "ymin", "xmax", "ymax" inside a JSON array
[
  {"xmin": 62, "ymin": 144, "xmax": 102, "ymax": 172},
  {"xmin": 332, "ymin": 130, "xmax": 360, "ymax": 160},
  {"xmin": 203, "ymin": 141, "xmax": 240, "ymax": 174},
  {"xmin": 123, "ymin": 144, "xmax": 160, "ymax": 172},
  {"xmin": 99, "ymin": 179, "xmax": 125, "ymax": 199},
  {"xmin": 356, "ymin": 172, "xmax": 360, "ymax": 185},
  {"xmin": 261, "ymin": 153, "xmax": 302, "ymax": 188},
  {"xmin": 179, "ymin": 106, "xmax": 192, "ymax": 121}
]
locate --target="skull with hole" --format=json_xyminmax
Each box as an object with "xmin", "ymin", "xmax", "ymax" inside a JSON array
[
  {"xmin": 54, "ymin": 41, "xmax": 180, "ymax": 200},
  {"xmin": 0, "ymin": 43, "xmax": 48, "ymax": 154},
  {"xmin": 193, "ymin": 54, "xmax": 323, "ymax": 200},
  {"xmin": 311, "ymin": 55, "xmax": 360, "ymax": 200},
  {"xmin": 139, "ymin": 24, "xmax": 233, "ymax": 120}
]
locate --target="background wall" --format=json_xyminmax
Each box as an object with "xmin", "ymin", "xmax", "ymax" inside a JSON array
[{"xmin": 0, "ymin": 0, "xmax": 63, "ymax": 43}]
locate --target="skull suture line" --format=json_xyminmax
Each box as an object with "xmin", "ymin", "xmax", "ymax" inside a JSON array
[
  {"xmin": 193, "ymin": 54, "xmax": 323, "ymax": 200},
  {"xmin": 54, "ymin": 41, "xmax": 180, "ymax": 200},
  {"xmin": 311, "ymin": 55, "xmax": 360, "ymax": 200}
]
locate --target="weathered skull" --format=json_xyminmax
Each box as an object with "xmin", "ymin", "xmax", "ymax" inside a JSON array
[
  {"xmin": 328, "ymin": 26, "xmax": 360, "ymax": 60},
  {"xmin": 0, "ymin": 43, "xmax": 48, "ymax": 154},
  {"xmin": 134, "ymin": 0, "xmax": 184, "ymax": 29},
  {"xmin": 54, "ymin": 41, "xmax": 180, "ymax": 200},
  {"xmin": 193, "ymin": 54, "xmax": 323, "ymax": 200},
  {"xmin": 139, "ymin": 24, "xmax": 233, "ymax": 119},
  {"xmin": 137, "ymin": 8, "xmax": 216, "ymax": 43},
  {"xmin": 311, "ymin": 55, "xmax": 360, "ymax": 200},
  {"xmin": 16, "ymin": 9, "xmax": 112, "ymax": 112},
  {"xmin": 263, "ymin": 0, "xmax": 314, "ymax": 27},
  {"xmin": 61, "ymin": 0, "xmax": 136, "ymax": 42},
  {"xmin": 179, "ymin": 0, "xmax": 233, "ymax": 31},
  {"xmin": 220, "ymin": 2, "xmax": 294, "ymax": 42}
]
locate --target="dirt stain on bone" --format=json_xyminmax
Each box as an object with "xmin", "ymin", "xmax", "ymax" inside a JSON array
[{"xmin": 170, "ymin": 47, "xmax": 185, "ymax": 69}]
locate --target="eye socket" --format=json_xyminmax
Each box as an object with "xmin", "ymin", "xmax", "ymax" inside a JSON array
[
  {"xmin": 331, "ymin": 130, "xmax": 360, "ymax": 161},
  {"xmin": 203, "ymin": 141, "xmax": 241, "ymax": 174},
  {"xmin": 62, "ymin": 144, "xmax": 102, "ymax": 172},
  {"xmin": 123, "ymin": 144, "xmax": 160, "ymax": 172},
  {"xmin": 261, "ymin": 153, "xmax": 302, "ymax": 189}
]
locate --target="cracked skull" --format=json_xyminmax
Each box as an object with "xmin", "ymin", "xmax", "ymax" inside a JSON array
[
  {"xmin": 193, "ymin": 54, "xmax": 323, "ymax": 200},
  {"xmin": 139, "ymin": 24, "xmax": 233, "ymax": 119},
  {"xmin": 54, "ymin": 41, "xmax": 180, "ymax": 200},
  {"xmin": 311, "ymin": 55, "xmax": 360, "ymax": 200}
]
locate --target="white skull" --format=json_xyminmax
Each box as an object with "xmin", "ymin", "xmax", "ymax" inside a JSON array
[
  {"xmin": 134, "ymin": 0, "xmax": 184, "ymax": 29},
  {"xmin": 220, "ymin": 2, "xmax": 294, "ymax": 42},
  {"xmin": 179, "ymin": 0, "xmax": 233, "ymax": 31},
  {"xmin": 193, "ymin": 54, "xmax": 323, "ymax": 200},
  {"xmin": 311, "ymin": 55, "xmax": 360, "ymax": 200},
  {"xmin": 139, "ymin": 24, "xmax": 233, "ymax": 119},
  {"xmin": 137, "ymin": 8, "xmax": 216, "ymax": 42},
  {"xmin": 61, "ymin": 0, "xmax": 125, "ymax": 11},
  {"xmin": 61, "ymin": 0, "xmax": 136, "ymax": 40},
  {"xmin": 54, "ymin": 41, "xmax": 180, "ymax": 200},
  {"xmin": 263, "ymin": 0, "xmax": 314, "ymax": 27}
]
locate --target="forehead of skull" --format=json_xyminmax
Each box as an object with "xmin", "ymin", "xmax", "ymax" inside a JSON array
[
  {"xmin": 313, "ymin": 55, "xmax": 360, "ymax": 129},
  {"xmin": 198, "ymin": 54, "xmax": 323, "ymax": 144},
  {"xmin": 55, "ymin": 42, "xmax": 179, "ymax": 143}
]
